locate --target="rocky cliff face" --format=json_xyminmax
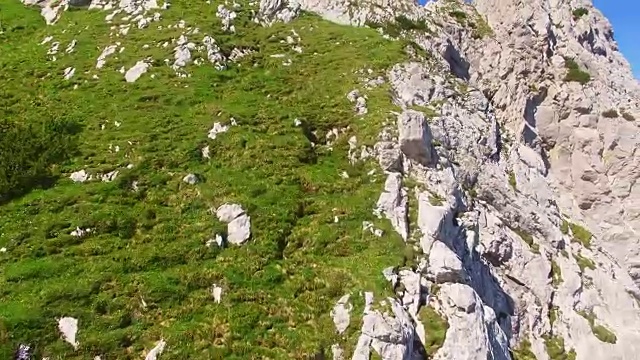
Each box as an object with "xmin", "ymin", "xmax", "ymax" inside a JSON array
[
  {"xmin": 280, "ymin": 0, "xmax": 640, "ymax": 358},
  {"xmin": 3, "ymin": 0, "xmax": 639, "ymax": 359}
]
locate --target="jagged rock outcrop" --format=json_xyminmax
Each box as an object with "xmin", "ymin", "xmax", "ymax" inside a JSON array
[{"xmin": 462, "ymin": 0, "xmax": 640, "ymax": 287}]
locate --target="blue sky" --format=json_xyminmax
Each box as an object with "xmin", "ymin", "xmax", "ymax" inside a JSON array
[{"xmin": 594, "ymin": 0, "xmax": 639, "ymax": 78}]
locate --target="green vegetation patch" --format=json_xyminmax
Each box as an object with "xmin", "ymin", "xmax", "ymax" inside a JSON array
[
  {"xmin": 551, "ymin": 260, "xmax": 563, "ymax": 287},
  {"xmin": 549, "ymin": 306, "xmax": 559, "ymax": 326},
  {"xmin": 419, "ymin": 305, "xmax": 449, "ymax": 357},
  {"xmin": 365, "ymin": 15, "xmax": 431, "ymax": 39},
  {"xmin": 568, "ymin": 222, "xmax": 592, "ymax": 248},
  {"xmin": 0, "ymin": 1, "xmax": 410, "ymax": 359},
  {"xmin": 428, "ymin": 192, "xmax": 445, "ymax": 206},
  {"xmin": 545, "ymin": 335, "xmax": 577, "ymax": 360},
  {"xmin": 572, "ymin": 7, "xmax": 589, "ymax": 20},
  {"xmin": 0, "ymin": 118, "xmax": 79, "ymax": 203},
  {"xmin": 508, "ymin": 170, "xmax": 517, "ymax": 191},
  {"xmin": 577, "ymin": 310, "xmax": 617, "ymax": 344},
  {"xmin": 563, "ymin": 57, "xmax": 591, "ymax": 85},
  {"xmin": 573, "ymin": 252, "xmax": 596, "ymax": 272},
  {"xmin": 601, "ymin": 109, "xmax": 619, "ymax": 118},
  {"xmin": 511, "ymin": 227, "xmax": 540, "ymax": 254},
  {"xmin": 621, "ymin": 111, "xmax": 636, "ymax": 121},
  {"xmin": 560, "ymin": 219, "xmax": 569, "ymax": 235},
  {"xmin": 512, "ymin": 338, "xmax": 537, "ymax": 360}
]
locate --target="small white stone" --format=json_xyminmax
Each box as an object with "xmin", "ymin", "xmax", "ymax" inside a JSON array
[
  {"xmin": 182, "ymin": 174, "xmax": 198, "ymax": 185},
  {"xmin": 208, "ymin": 122, "xmax": 230, "ymax": 140},
  {"xmin": 70, "ymin": 170, "xmax": 89, "ymax": 183},
  {"xmin": 57, "ymin": 317, "xmax": 79, "ymax": 349},
  {"xmin": 202, "ymin": 145, "xmax": 210, "ymax": 159},
  {"xmin": 145, "ymin": 340, "xmax": 166, "ymax": 360},
  {"xmin": 211, "ymin": 284, "xmax": 223, "ymax": 303},
  {"xmin": 63, "ymin": 67, "xmax": 75, "ymax": 80}
]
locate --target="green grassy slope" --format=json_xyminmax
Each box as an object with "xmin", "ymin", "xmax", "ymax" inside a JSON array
[{"xmin": 0, "ymin": 0, "xmax": 409, "ymax": 358}]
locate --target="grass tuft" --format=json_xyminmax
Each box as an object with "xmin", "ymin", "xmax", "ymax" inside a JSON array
[
  {"xmin": 512, "ymin": 338, "xmax": 537, "ymax": 360},
  {"xmin": 601, "ymin": 109, "xmax": 619, "ymax": 118},
  {"xmin": 568, "ymin": 222, "xmax": 592, "ymax": 248},
  {"xmin": 544, "ymin": 335, "xmax": 577, "ymax": 360},
  {"xmin": 573, "ymin": 252, "xmax": 596, "ymax": 272},
  {"xmin": 563, "ymin": 57, "xmax": 591, "ymax": 85},
  {"xmin": 419, "ymin": 305, "xmax": 449, "ymax": 356},
  {"xmin": 572, "ymin": 7, "xmax": 589, "ymax": 20},
  {"xmin": 577, "ymin": 310, "xmax": 617, "ymax": 344}
]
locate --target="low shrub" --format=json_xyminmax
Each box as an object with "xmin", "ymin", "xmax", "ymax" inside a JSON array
[{"xmin": 0, "ymin": 118, "xmax": 78, "ymax": 203}]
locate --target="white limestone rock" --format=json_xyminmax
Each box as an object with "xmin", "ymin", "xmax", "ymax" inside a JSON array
[
  {"xmin": 330, "ymin": 294, "xmax": 352, "ymax": 334},
  {"xmin": 211, "ymin": 284, "xmax": 222, "ymax": 303},
  {"xmin": 145, "ymin": 339, "xmax": 166, "ymax": 360},
  {"xmin": 125, "ymin": 60, "xmax": 150, "ymax": 82},
  {"xmin": 207, "ymin": 122, "xmax": 230, "ymax": 140},
  {"xmin": 428, "ymin": 241, "xmax": 465, "ymax": 284},
  {"xmin": 182, "ymin": 173, "xmax": 198, "ymax": 185},
  {"xmin": 63, "ymin": 67, "xmax": 75, "ymax": 80},
  {"xmin": 96, "ymin": 44, "xmax": 118, "ymax": 69},
  {"xmin": 331, "ymin": 344, "xmax": 345, "ymax": 360},
  {"xmin": 57, "ymin": 317, "xmax": 79, "ymax": 349},
  {"xmin": 256, "ymin": 0, "xmax": 300, "ymax": 26},
  {"xmin": 353, "ymin": 298, "xmax": 416, "ymax": 360},
  {"xmin": 434, "ymin": 284, "xmax": 510, "ymax": 360},
  {"xmin": 70, "ymin": 227, "xmax": 92, "ymax": 238},
  {"xmin": 397, "ymin": 110, "xmax": 433, "ymax": 166},
  {"xmin": 70, "ymin": 170, "xmax": 90, "ymax": 183},
  {"xmin": 101, "ymin": 170, "xmax": 119, "ymax": 182},
  {"xmin": 374, "ymin": 173, "xmax": 408, "ymax": 241},
  {"xmin": 215, "ymin": 203, "xmax": 251, "ymax": 245}
]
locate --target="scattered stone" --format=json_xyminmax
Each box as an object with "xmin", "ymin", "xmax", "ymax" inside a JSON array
[
  {"xmin": 347, "ymin": 89, "xmax": 367, "ymax": 115},
  {"xmin": 70, "ymin": 170, "xmax": 90, "ymax": 183},
  {"xmin": 397, "ymin": 110, "xmax": 433, "ymax": 166},
  {"xmin": 145, "ymin": 339, "xmax": 166, "ymax": 360},
  {"xmin": 182, "ymin": 173, "xmax": 198, "ymax": 185},
  {"xmin": 330, "ymin": 294, "xmax": 352, "ymax": 334},
  {"xmin": 206, "ymin": 234, "xmax": 224, "ymax": 247},
  {"xmin": 331, "ymin": 344, "xmax": 345, "ymax": 360},
  {"xmin": 101, "ymin": 170, "xmax": 119, "ymax": 182},
  {"xmin": 216, "ymin": 4, "xmax": 237, "ymax": 33},
  {"xmin": 255, "ymin": 0, "xmax": 300, "ymax": 26},
  {"xmin": 125, "ymin": 60, "xmax": 150, "ymax": 82},
  {"xmin": 215, "ymin": 203, "xmax": 251, "ymax": 245},
  {"xmin": 201, "ymin": 145, "xmax": 210, "ymax": 159},
  {"xmin": 374, "ymin": 173, "xmax": 408, "ymax": 241},
  {"xmin": 63, "ymin": 67, "xmax": 75, "ymax": 80},
  {"xmin": 207, "ymin": 122, "xmax": 230, "ymax": 140},
  {"xmin": 70, "ymin": 227, "xmax": 92, "ymax": 238},
  {"xmin": 211, "ymin": 284, "xmax": 222, "ymax": 303},
  {"xmin": 382, "ymin": 266, "xmax": 398, "ymax": 287},
  {"xmin": 96, "ymin": 44, "xmax": 118, "ymax": 68},
  {"xmin": 57, "ymin": 317, "xmax": 79, "ymax": 349},
  {"xmin": 14, "ymin": 344, "xmax": 31, "ymax": 360},
  {"xmin": 362, "ymin": 221, "xmax": 384, "ymax": 237}
]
